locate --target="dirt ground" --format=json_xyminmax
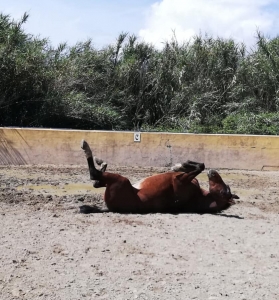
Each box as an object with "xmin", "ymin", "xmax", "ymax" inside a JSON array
[{"xmin": 0, "ymin": 164, "xmax": 279, "ymax": 300}]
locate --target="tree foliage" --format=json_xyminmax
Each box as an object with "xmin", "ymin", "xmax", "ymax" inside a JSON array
[{"xmin": 1, "ymin": 13, "xmax": 279, "ymax": 134}]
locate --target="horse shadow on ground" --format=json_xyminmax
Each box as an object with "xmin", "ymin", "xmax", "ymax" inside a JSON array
[
  {"xmin": 215, "ymin": 213, "xmax": 244, "ymax": 219},
  {"xmin": 79, "ymin": 205, "xmax": 244, "ymax": 219}
]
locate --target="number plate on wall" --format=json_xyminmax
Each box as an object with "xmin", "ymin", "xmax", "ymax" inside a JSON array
[{"xmin": 134, "ymin": 132, "xmax": 141, "ymax": 142}]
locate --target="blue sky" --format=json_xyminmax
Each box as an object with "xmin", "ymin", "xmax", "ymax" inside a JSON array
[{"xmin": 1, "ymin": 0, "xmax": 279, "ymax": 49}]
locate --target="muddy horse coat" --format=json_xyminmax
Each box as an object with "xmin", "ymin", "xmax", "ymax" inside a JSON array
[{"xmin": 81, "ymin": 140, "xmax": 239, "ymax": 213}]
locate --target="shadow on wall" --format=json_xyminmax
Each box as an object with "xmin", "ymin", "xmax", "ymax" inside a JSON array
[{"xmin": 0, "ymin": 129, "xmax": 27, "ymax": 165}]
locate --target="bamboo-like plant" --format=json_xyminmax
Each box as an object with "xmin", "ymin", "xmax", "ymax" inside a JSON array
[{"xmin": 1, "ymin": 12, "xmax": 279, "ymax": 134}]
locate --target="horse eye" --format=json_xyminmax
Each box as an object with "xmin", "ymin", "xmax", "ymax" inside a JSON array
[{"xmin": 220, "ymin": 188, "xmax": 231, "ymax": 198}]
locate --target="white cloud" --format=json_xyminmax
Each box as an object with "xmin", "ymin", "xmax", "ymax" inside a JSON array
[{"xmin": 139, "ymin": 0, "xmax": 279, "ymax": 48}]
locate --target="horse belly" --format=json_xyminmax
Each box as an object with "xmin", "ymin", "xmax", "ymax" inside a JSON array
[
  {"xmin": 104, "ymin": 183, "xmax": 142, "ymax": 213},
  {"xmin": 134, "ymin": 176, "xmax": 175, "ymax": 212}
]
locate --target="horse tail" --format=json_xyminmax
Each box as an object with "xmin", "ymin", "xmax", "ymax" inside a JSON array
[{"xmin": 79, "ymin": 205, "xmax": 109, "ymax": 214}]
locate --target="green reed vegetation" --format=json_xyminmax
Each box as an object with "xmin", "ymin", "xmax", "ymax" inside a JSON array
[{"xmin": 1, "ymin": 13, "xmax": 279, "ymax": 134}]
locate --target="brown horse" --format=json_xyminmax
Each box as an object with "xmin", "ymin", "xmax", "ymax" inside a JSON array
[{"xmin": 81, "ymin": 140, "xmax": 239, "ymax": 214}]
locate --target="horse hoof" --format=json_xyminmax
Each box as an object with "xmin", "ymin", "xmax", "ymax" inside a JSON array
[
  {"xmin": 81, "ymin": 140, "xmax": 92, "ymax": 158},
  {"xmin": 80, "ymin": 139, "xmax": 87, "ymax": 150},
  {"xmin": 199, "ymin": 163, "xmax": 205, "ymax": 171}
]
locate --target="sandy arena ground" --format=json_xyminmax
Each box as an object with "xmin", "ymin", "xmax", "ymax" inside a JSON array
[{"xmin": 0, "ymin": 164, "xmax": 279, "ymax": 300}]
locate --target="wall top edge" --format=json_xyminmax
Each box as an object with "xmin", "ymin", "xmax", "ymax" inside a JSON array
[{"xmin": 0, "ymin": 127, "xmax": 279, "ymax": 138}]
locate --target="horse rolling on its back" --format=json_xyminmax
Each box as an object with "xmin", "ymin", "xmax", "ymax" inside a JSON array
[{"xmin": 81, "ymin": 140, "xmax": 239, "ymax": 214}]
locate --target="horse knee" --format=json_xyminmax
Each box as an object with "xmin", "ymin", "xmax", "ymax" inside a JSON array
[{"xmin": 93, "ymin": 180, "xmax": 101, "ymax": 188}]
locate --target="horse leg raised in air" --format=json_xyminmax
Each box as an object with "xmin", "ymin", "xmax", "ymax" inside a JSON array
[
  {"xmin": 81, "ymin": 140, "xmax": 239, "ymax": 214},
  {"xmin": 92, "ymin": 156, "xmax": 107, "ymax": 188}
]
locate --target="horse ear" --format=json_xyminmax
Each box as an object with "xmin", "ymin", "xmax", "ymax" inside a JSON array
[{"xmin": 232, "ymin": 194, "xmax": 239, "ymax": 199}]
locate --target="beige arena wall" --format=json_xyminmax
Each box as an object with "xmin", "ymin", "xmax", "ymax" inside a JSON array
[{"xmin": 0, "ymin": 127, "xmax": 279, "ymax": 170}]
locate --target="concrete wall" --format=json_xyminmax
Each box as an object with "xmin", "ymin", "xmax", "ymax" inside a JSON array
[{"xmin": 0, "ymin": 127, "xmax": 279, "ymax": 170}]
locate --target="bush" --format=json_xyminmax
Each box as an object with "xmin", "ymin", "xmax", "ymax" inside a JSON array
[{"xmin": 222, "ymin": 113, "xmax": 279, "ymax": 135}]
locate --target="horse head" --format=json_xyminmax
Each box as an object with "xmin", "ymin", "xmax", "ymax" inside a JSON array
[{"xmin": 207, "ymin": 169, "xmax": 239, "ymax": 211}]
